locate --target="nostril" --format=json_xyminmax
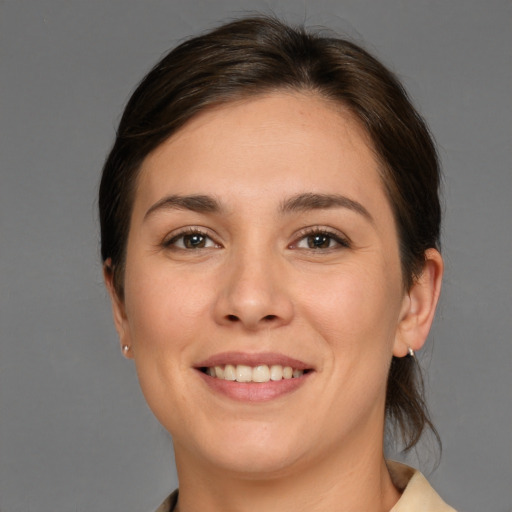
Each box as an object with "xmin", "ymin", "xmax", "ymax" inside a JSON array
[{"xmin": 225, "ymin": 313, "xmax": 277, "ymax": 323}]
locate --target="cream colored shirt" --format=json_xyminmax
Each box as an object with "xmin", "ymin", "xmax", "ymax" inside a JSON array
[
  {"xmin": 155, "ymin": 461, "xmax": 456, "ymax": 512},
  {"xmin": 387, "ymin": 461, "xmax": 456, "ymax": 511}
]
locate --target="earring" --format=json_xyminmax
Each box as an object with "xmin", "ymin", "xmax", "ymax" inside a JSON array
[
  {"xmin": 408, "ymin": 347, "xmax": 415, "ymax": 357},
  {"xmin": 122, "ymin": 345, "xmax": 130, "ymax": 355}
]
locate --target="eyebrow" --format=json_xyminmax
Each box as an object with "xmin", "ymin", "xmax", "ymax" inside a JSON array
[
  {"xmin": 144, "ymin": 194, "xmax": 223, "ymax": 220},
  {"xmin": 280, "ymin": 193, "xmax": 373, "ymax": 222},
  {"xmin": 144, "ymin": 192, "xmax": 373, "ymax": 222}
]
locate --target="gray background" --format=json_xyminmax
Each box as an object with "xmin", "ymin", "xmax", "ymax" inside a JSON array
[{"xmin": 1, "ymin": 1, "xmax": 511, "ymax": 511}]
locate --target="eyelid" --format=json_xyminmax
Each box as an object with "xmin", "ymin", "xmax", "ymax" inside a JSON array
[
  {"xmin": 162, "ymin": 226, "xmax": 222, "ymax": 249},
  {"xmin": 289, "ymin": 226, "xmax": 351, "ymax": 250}
]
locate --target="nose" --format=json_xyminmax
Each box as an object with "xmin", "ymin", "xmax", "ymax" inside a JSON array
[{"xmin": 213, "ymin": 248, "xmax": 294, "ymax": 331}]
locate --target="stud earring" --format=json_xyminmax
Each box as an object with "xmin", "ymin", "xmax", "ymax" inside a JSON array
[
  {"xmin": 408, "ymin": 347, "xmax": 415, "ymax": 357},
  {"xmin": 122, "ymin": 345, "xmax": 130, "ymax": 355}
]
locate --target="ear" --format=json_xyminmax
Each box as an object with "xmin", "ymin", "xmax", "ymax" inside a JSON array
[
  {"xmin": 103, "ymin": 259, "xmax": 133, "ymax": 359},
  {"xmin": 393, "ymin": 249, "xmax": 444, "ymax": 357}
]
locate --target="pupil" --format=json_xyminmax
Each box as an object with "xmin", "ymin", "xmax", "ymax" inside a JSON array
[
  {"xmin": 308, "ymin": 234, "xmax": 329, "ymax": 249},
  {"xmin": 185, "ymin": 234, "xmax": 205, "ymax": 248}
]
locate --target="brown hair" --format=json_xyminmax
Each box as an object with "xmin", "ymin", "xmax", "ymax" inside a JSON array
[{"xmin": 99, "ymin": 15, "xmax": 441, "ymax": 451}]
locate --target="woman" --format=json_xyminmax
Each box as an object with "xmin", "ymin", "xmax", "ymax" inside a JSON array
[{"xmin": 100, "ymin": 16, "xmax": 453, "ymax": 511}]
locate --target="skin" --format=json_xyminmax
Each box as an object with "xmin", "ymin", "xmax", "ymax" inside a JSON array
[{"xmin": 106, "ymin": 92, "xmax": 443, "ymax": 512}]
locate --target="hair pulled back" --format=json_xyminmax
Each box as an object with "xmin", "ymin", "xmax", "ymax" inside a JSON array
[{"xmin": 99, "ymin": 15, "xmax": 441, "ymax": 451}]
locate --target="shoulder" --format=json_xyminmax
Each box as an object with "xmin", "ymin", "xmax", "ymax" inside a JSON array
[{"xmin": 388, "ymin": 461, "xmax": 457, "ymax": 512}]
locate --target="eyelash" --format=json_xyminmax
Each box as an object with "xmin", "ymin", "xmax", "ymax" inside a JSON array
[
  {"xmin": 162, "ymin": 227, "xmax": 219, "ymax": 250},
  {"xmin": 161, "ymin": 227, "xmax": 350, "ymax": 251},
  {"xmin": 291, "ymin": 227, "xmax": 351, "ymax": 251}
]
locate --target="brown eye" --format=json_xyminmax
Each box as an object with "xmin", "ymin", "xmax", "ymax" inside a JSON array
[
  {"xmin": 165, "ymin": 230, "xmax": 218, "ymax": 250},
  {"xmin": 307, "ymin": 234, "xmax": 332, "ymax": 249},
  {"xmin": 183, "ymin": 233, "xmax": 207, "ymax": 249},
  {"xmin": 293, "ymin": 229, "xmax": 350, "ymax": 251}
]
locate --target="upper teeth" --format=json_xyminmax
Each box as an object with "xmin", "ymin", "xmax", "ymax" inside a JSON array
[{"xmin": 206, "ymin": 364, "xmax": 304, "ymax": 383}]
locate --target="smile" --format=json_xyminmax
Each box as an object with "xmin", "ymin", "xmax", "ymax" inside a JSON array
[
  {"xmin": 195, "ymin": 352, "xmax": 314, "ymax": 401},
  {"xmin": 202, "ymin": 364, "xmax": 307, "ymax": 383}
]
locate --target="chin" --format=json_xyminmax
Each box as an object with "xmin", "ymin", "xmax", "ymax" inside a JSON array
[
  {"xmin": 177, "ymin": 420, "xmax": 309, "ymax": 478},
  {"xmin": 205, "ymin": 444, "xmax": 305, "ymax": 479}
]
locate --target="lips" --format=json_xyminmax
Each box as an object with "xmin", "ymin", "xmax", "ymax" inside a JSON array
[
  {"xmin": 196, "ymin": 351, "xmax": 311, "ymax": 370},
  {"xmin": 195, "ymin": 352, "xmax": 314, "ymax": 402}
]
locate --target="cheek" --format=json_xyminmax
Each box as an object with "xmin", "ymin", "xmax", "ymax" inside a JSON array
[
  {"xmin": 122, "ymin": 264, "xmax": 213, "ymax": 428},
  {"xmin": 123, "ymin": 261, "xmax": 214, "ymax": 353},
  {"xmin": 302, "ymin": 263, "xmax": 401, "ymax": 337}
]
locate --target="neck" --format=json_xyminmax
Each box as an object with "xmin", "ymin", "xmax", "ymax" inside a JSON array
[{"xmin": 173, "ymin": 438, "xmax": 400, "ymax": 512}]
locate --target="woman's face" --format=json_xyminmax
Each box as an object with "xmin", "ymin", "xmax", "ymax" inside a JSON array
[{"xmin": 112, "ymin": 92, "xmax": 412, "ymax": 476}]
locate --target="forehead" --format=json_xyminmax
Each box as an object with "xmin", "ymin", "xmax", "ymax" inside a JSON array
[{"xmin": 134, "ymin": 92, "xmax": 386, "ymax": 215}]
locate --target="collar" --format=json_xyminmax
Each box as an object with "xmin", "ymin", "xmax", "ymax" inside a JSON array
[
  {"xmin": 388, "ymin": 460, "xmax": 456, "ymax": 511},
  {"xmin": 156, "ymin": 461, "xmax": 456, "ymax": 511}
]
